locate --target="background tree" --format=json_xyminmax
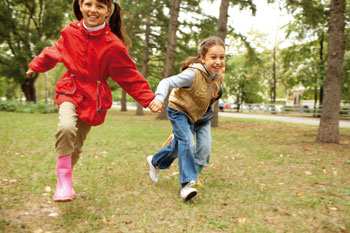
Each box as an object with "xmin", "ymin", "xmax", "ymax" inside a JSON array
[
  {"xmin": 156, "ymin": 0, "xmax": 182, "ymax": 120},
  {"xmin": 211, "ymin": 0, "xmax": 256, "ymax": 127},
  {"xmin": 283, "ymin": 0, "xmax": 328, "ymax": 109},
  {"xmin": 317, "ymin": 0, "xmax": 346, "ymax": 143},
  {"xmin": 0, "ymin": 0, "xmax": 71, "ymax": 102}
]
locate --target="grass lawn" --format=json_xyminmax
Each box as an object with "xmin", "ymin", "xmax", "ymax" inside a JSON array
[{"xmin": 1, "ymin": 110, "xmax": 349, "ymax": 233}]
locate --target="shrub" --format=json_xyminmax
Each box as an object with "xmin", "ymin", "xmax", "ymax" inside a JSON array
[{"xmin": 0, "ymin": 100, "xmax": 57, "ymax": 114}]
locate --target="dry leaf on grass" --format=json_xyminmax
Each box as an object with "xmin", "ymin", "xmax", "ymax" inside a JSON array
[
  {"xmin": 33, "ymin": 227, "xmax": 43, "ymax": 233},
  {"xmin": 237, "ymin": 216, "xmax": 247, "ymax": 223}
]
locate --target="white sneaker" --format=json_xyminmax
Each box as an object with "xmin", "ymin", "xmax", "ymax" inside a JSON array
[
  {"xmin": 180, "ymin": 181, "xmax": 197, "ymax": 201},
  {"xmin": 147, "ymin": 155, "xmax": 159, "ymax": 182}
]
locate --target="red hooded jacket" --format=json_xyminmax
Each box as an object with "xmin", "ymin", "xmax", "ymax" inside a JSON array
[{"xmin": 29, "ymin": 19, "xmax": 155, "ymax": 126}]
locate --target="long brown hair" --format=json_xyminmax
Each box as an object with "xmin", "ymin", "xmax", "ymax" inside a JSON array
[
  {"xmin": 181, "ymin": 36, "xmax": 225, "ymax": 71},
  {"xmin": 72, "ymin": 0, "xmax": 131, "ymax": 47}
]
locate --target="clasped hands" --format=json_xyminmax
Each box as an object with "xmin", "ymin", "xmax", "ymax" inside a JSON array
[{"xmin": 148, "ymin": 98, "xmax": 163, "ymax": 113}]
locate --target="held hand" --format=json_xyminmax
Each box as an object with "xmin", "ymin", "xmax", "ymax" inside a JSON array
[
  {"xmin": 26, "ymin": 68, "xmax": 35, "ymax": 78},
  {"xmin": 148, "ymin": 98, "xmax": 163, "ymax": 113}
]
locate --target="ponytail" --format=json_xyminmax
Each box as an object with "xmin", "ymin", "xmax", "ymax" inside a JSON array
[
  {"xmin": 109, "ymin": 2, "xmax": 131, "ymax": 47},
  {"xmin": 72, "ymin": 0, "xmax": 83, "ymax": 20},
  {"xmin": 72, "ymin": 0, "xmax": 131, "ymax": 47},
  {"xmin": 181, "ymin": 56, "xmax": 201, "ymax": 71}
]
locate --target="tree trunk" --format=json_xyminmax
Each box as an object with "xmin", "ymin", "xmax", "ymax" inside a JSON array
[
  {"xmin": 136, "ymin": 14, "xmax": 152, "ymax": 116},
  {"xmin": 21, "ymin": 77, "xmax": 37, "ymax": 102},
  {"xmin": 271, "ymin": 46, "xmax": 277, "ymax": 114},
  {"xmin": 216, "ymin": 0, "xmax": 229, "ymax": 39},
  {"xmin": 317, "ymin": 31, "xmax": 325, "ymax": 116},
  {"xmin": 317, "ymin": 0, "xmax": 345, "ymax": 143},
  {"xmin": 212, "ymin": 0, "xmax": 230, "ymax": 127},
  {"xmin": 121, "ymin": 90, "xmax": 127, "ymax": 111},
  {"xmin": 157, "ymin": 0, "xmax": 181, "ymax": 120}
]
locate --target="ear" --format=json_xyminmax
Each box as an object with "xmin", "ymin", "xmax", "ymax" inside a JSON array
[
  {"xmin": 106, "ymin": 7, "xmax": 111, "ymax": 18},
  {"xmin": 200, "ymin": 54, "xmax": 205, "ymax": 63}
]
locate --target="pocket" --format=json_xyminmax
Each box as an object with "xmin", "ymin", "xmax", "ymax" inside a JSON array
[
  {"xmin": 55, "ymin": 75, "xmax": 76, "ymax": 95},
  {"xmin": 97, "ymin": 82, "xmax": 112, "ymax": 111}
]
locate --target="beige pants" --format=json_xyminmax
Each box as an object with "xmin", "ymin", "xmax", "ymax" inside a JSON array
[{"xmin": 55, "ymin": 102, "xmax": 91, "ymax": 165}]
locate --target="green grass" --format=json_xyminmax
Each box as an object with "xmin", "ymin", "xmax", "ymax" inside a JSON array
[{"xmin": 1, "ymin": 110, "xmax": 350, "ymax": 233}]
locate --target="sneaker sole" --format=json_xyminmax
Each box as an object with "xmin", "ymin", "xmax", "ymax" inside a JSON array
[{"xmin": 184, "ymin": 190, "xmax": 197, "ymax": 201}]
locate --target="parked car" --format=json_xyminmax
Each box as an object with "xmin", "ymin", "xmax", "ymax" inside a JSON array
[{"xmin": 220, "ymin": 102, "xmax": 231, "ymax": 110}]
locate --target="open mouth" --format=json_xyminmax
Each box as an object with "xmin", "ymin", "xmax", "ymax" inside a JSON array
[
  {"xmin": 88, "ymin": 15, "xmax": 99, "ymax": 21},
  {"xmin": 212, "ymin": 67, "xmax": 221, "ymax": 72}
]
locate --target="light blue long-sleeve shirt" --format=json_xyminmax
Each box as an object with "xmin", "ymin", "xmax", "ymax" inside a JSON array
[{"xmin": 155, "ymin": 66, "xmax": 217, "ymax": 103}]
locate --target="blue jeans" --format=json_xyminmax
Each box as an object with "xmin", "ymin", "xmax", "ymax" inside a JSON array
[
  {"xmin": 152, "ymin": 107, "xmax": 197, "ymax": 184},
  {"xmin": 194, "ymin": 120, "xmax": 211, "ymax": 168}
]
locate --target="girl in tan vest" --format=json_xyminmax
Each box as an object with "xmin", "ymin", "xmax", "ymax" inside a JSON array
[{"xmin": 148, "ymin": 36, "xmax": 225, "ymax": 201}]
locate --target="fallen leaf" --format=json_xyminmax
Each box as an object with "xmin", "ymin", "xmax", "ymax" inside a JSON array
[
  {"xmin": 305, "ymin": 171, "xmax": 312, "ymax": 175},
  {"xmin": 171, "ymin": 172, "xmax": 179, "ymax": 176},
  {"xmin": 48, "ymin": 213, "xmax": 59, "ymax": 217},
  {"xmin": 237, "ymin": 216, "xmax": 246, "ymax": 223},
  {"xmin": 296, "ymin": 190, "xmax": 303, "ymax": 196},
  {"xmin": 45, "ymin": 186, "xmax": 52, "ymax": 192},
  {"xmin": 328, "ymin": 207, "xmax": 338, "ymax": 211},
  {"xmin": 33, "ymin": 227, "xmax": 43, "ymax": 233}
]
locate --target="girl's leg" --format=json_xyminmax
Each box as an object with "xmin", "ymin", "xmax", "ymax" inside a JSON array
[
  {"xmin": 55, "ymin": 102, "xmax": 80, "ymax": 158},
  {"xmin": 53, "ymin": 102, "xmax": 80, "ymax": 201},
  {"xmin": 71, "ymin": 119, "xmax": 91, "ymax": 166},
  {"xmin": 151, "ymin": 108, "xmax": 181, "ymax": 170},
  {"xmin": 194, "ymin": 120, "xmax": 211, "ymax": 173},
  {"xmin": 167, "ymin": 108, "xmax": 197, "ymax": 184},
  {"xmin": 152, "ymin": 136, "xmax": 178, "ymax": 169}
]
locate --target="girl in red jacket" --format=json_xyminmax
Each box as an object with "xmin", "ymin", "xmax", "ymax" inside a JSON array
[{"xmin": 26, "ymin": 0, "xmax": 161, "ymax": 202}]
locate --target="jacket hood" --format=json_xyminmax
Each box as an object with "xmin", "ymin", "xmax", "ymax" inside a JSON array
[{"xmin": 189, "ymin": 63, "xmax": 208, "ymax": 74}]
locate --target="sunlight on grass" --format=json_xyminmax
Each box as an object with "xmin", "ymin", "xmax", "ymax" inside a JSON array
[{"xmin": 1, "ymin": 110, "xmax": 349, "ymax": 232}]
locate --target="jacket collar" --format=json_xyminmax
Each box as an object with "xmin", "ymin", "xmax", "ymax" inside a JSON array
[
  {"xmin": 189, "ymin": 63, "xmax": 217, "ymax": 80},
  {"xmin": 76, "ymin": 19, "xmax": 111, "ymax": 37}
]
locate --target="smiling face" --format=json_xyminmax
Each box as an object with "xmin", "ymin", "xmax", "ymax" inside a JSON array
[
  {"xmin": 80, "ymin": 0, "xmax": 111, "ymax": 27},
  {"xmin": 200, "ymin": 45, "xmax": 226, "ymax": 74}
]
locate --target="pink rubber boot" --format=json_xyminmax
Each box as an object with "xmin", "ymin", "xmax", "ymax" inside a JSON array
[{"xmin": 53, "ymin": 155, "xmax": 76, "ymax": 202}]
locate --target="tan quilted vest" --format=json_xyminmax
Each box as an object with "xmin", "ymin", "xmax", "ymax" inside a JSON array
[{"xmin": 169, "ymin": 63, "xmax": 224, "ymax": 123}]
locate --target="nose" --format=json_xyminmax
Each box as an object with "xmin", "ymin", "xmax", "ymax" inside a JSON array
[{"xmin": 90, "ymin": 5, "xmax": 97, "ymax": 12}]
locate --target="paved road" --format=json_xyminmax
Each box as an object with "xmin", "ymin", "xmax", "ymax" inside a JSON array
[
  {"xmin": 219, "ymin": 112, "xmax": 350, "ymax": 128},
  {"xmin": 112, "ymin": 104, "xmax": 350, "ymax": 128}
]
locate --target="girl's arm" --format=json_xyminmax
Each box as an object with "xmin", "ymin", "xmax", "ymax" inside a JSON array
[
  {"xmin": 154, "ymin": 69, "xmax": 195, "ymax": 103},
  {"xmin": 109, "ymin": 46, "xmax": 155, "ymax": 108},
  {"xmin": 27, "ymin": 36, "xmax": 64, "ymax": 74}
]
